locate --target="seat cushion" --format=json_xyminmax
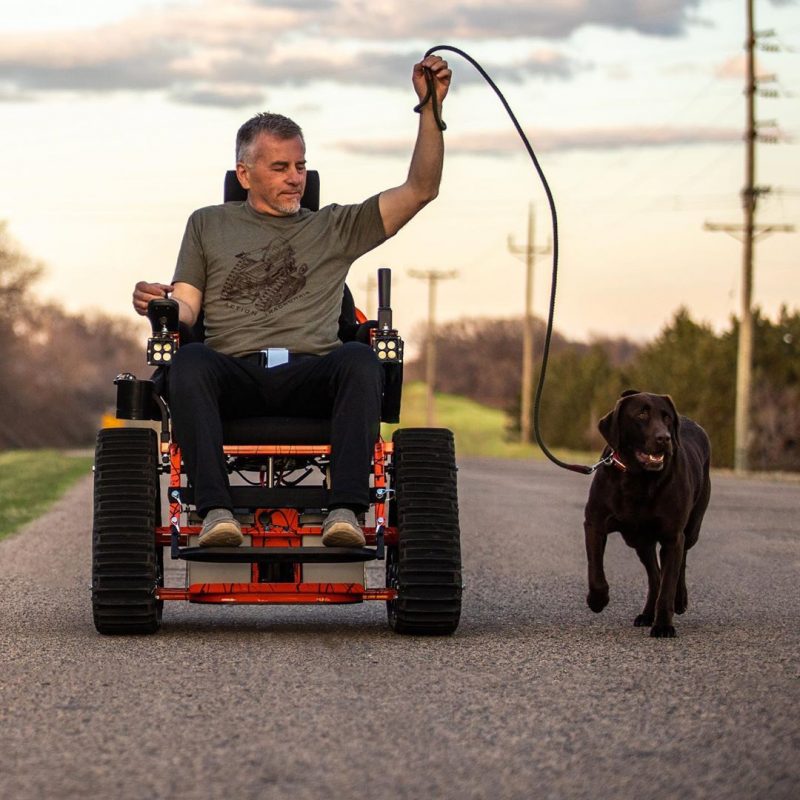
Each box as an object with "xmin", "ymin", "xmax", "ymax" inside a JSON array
[{"xmin": 222, "ymin": 416, "xmax": 331, "ymax": 445}]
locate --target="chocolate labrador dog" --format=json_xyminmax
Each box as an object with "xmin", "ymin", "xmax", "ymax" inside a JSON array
[{"xmin": 584, "ymin": 390, "xmax": 711, "ymax": 637}]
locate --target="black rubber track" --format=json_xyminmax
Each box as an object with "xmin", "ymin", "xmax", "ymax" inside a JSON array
[
  {"xmin": 92, "ymin": 427, "xmax": 163, "ymax": 634},
  {"xmin": 387, "ymin": 428, "xmax": 462, "ymax": 635}
]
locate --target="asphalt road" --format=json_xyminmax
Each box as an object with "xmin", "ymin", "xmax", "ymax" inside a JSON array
[{"xmin": 1, "ymin": 458, "xmax": 798, "ymax": 800}]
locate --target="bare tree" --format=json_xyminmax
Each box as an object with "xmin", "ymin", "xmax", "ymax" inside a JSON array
[{"xmin": 0, "ymin": 223, "xmax": 146, "ymax": 448}]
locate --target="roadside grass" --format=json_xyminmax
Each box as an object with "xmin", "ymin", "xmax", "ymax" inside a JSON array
[
  {"xmin": 0, "ymin": 450, "xmax": 93, "ymax": 541},
  {"xmin": 383, "ymin": 381, "xmax": 596, "ymax": 463}
]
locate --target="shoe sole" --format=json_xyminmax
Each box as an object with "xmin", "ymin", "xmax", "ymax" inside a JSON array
[
  {"xmin": 321, "ymin": 523, "xmax": 366, "ymax": 548},
  {"xmin": 198, "ymin": 522, "xmax": 244, "ymax": 548}
]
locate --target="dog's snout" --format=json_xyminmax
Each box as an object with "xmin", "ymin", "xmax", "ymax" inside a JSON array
[{"xmin": 655, "ymin": 431, "xmax": 671, "ymax": 447}]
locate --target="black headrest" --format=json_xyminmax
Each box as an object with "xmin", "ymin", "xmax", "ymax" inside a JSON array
[{"xmin": 224, "ymin": 170, "xmax": 320, "ymax": 212}]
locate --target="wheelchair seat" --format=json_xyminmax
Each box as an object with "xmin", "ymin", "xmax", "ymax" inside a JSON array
[{"xmin": 221, "ymin": 415, "xmax": 331, "ymax": 445}]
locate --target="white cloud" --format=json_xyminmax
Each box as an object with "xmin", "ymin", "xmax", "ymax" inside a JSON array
[
  {"xmin": 714, "ymin": 54, "xmax": 775, "ymax": 81},
  {"xmin": 170, "ymin": 83, "xmax": 267, "ymax": 108},
  {"xmin": 337, "ymin": 125, "xmax": 743, "ymax": 157},
  {"xmin": 260, "ymin": 0, "xmax": 706, "ymax": 39},
  {"xmin": 0, "ymin": 0, "xmax": 707, "ymax": 107}
]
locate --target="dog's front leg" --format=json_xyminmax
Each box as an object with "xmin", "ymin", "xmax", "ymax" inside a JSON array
[
  {"xmin": 585, "ymin": 520, "xmax": 609, "ymax": 613},
  {"xmin": 675, "ymin": 549, "xmax": 688, "ymax": 615},
  {"xmin": 651, "ymin": 531, "xmax": 685, "ymax": 638},
  {"xmin": 633, "ymin": 542, "xmax": 660, "ymax": 628}
]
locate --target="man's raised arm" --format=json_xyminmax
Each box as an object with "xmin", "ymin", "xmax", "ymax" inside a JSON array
[{"xmin": 378, "ymin": 55, "xmax": 451, "ymax": 238}]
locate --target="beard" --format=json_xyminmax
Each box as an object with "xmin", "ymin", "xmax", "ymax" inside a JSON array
[{"xmin": 267, "ymin": 193, "xmax": 302, "ymax": 216}]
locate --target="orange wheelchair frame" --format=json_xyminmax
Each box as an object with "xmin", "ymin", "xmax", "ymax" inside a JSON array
[{"xmin": 155, "ymin": 438, "xmax": 398, "ymax": 606}]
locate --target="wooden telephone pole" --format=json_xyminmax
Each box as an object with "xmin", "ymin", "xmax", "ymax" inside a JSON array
[
  {"xmin": 408, "ymin": 269, "xmax": 458, "ymax": 426},
  {"xmin": 705, "ymin": 0, "xmax": 794, "ymax": 472},
  {"xmin": 508, "ymin": 204, "xmax": 551, "ymax": 444}
]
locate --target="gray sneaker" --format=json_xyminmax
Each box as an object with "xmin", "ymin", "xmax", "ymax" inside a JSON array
[
  {"xmin": 321, "ymin": 508, "xmax": 366, "ymax": 548},
  {"xmin": 199, "ymin": 509, "xmax": 244, "ymax": 548}
]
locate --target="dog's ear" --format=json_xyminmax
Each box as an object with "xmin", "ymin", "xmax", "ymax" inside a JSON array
[
  {"xmin": 663, "ymin": 394, "xmax": 681, "ymax": 448},
  {"xmin": 598, "ymin": 404, "xmax": 620, "ymax": 450},
  {"xmin": 600, "ymin": 393, "xmax": 639, "ymax": 449}
]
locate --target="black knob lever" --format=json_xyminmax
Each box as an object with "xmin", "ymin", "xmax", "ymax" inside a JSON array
[{"xmin": 377, "ymin": 268, "xmax": 392, "ymax": 330}]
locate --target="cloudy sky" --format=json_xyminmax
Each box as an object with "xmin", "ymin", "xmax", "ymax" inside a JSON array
[{"xmin": 1, "ymin": 0, "xmax": 798, "ymax": 344}]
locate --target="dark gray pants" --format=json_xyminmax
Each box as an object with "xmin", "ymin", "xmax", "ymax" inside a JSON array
[{"xmin": 168, "ymin": 342, "xmax": 383, "ymax": 516}]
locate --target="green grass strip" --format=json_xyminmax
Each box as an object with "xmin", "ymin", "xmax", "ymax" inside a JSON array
[
  {"xmin": 0, "ymin": 450, "xmax": 93, "ymax": 540},
  {"xmin": 383, "ymin": 381, "xmax": 595, "ymax": 462}
]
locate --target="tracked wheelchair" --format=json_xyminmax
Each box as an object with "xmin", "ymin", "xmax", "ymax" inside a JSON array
[{"xmin": 91, "ymin": 170, "xmax": 462, "ymax": 635}]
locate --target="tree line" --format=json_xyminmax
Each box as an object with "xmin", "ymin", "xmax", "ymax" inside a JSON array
[
  {"xmin": 406, "ymin": 307, "xmax": 800, "ymax": 471},
  {"xmin": 3, "ymin": 221, "xmax": 798, "ymax": 470},
  {"xmin": 0, "ymin": 223, "xmax": 145, "ymax": 449}
]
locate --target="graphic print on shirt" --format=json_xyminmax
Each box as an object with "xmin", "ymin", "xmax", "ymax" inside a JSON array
[{"xmin": 222, "ymin": 238, "xmax": 309, "ymax": 315}]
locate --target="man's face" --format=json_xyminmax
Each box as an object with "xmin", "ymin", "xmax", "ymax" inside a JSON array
[{"xmin": 236, "ymin": 133, "xmax": 307, "ymax": 216}]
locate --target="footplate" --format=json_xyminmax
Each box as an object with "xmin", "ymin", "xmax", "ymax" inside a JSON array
[
  {"xmin": 157, "ymin": 582, "xmax": 397, "ymax": 604},
  {"xmin": 175, "ymin": 546, "xmax": 378, "ymax": 563}
]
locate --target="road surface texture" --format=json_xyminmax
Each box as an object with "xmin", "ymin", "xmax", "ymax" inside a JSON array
[{"xmin": 1, "ymin": 458, "xmax": 798, "ymax": 799}]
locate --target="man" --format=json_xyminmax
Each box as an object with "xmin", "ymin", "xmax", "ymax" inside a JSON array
[{"xmin": 133, "ymin": 55, "xmax": 451, "ymax": 549}]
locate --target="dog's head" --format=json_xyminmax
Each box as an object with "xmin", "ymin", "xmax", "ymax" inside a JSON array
[{"xmin": 598, "ymin": 390, "xmax": 680, "ymax": 473}]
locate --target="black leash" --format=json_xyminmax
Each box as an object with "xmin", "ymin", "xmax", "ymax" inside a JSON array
[
  {"xmin": 416, "ymin": 44, "xmax": 597, "ymax": 475},
  {"xmin": 413, "ymin": 69, "xmax": 447, "ymax": 131}
]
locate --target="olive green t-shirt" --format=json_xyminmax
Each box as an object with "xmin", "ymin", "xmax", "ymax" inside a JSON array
[{"xmin": 172, "ymin": 195, "xmax": 386, "ymax": 357}]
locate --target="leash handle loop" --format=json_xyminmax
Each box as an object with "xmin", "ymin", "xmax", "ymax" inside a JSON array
[{"xmin": 413, "ymin": 66, "xmax": 447, "ymax": 131}]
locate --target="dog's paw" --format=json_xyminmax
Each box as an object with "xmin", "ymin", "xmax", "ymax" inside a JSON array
[
  {"xmin": 675, "ymin": 588, "xmax": 688, "ymax": 615},
  {"xmin": 633, "ymin": 613, "xmax": 654, "ymax": 627},
  {"xmin": 586, "ymin": 589, "xmax": 609, "ymax": 613},
  {"xmin": 649, "ymin": 624, "xmax": 676, "ymax": 638}
]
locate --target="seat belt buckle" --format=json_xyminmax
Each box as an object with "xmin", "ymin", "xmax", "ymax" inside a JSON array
[{"xmin": 260, "ymin": 348, "xmax": 289, "ymax": 368}]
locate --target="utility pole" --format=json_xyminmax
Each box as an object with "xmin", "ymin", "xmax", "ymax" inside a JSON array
[
  {"xmin": 704, "ymin": 0, "xmax": 794, "ymax": 473},
  {"xmin": 508, "ymin": 203, "xmax": 551, "ymax": 444},
  {"xmin": 408, "ymin": 269, "xmax": 458, "ymax": 426}
]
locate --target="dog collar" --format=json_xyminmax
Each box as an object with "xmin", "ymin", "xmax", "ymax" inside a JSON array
[{"xmin": 607, "ymin": 450, "xmax": 628, "ymax": 472}]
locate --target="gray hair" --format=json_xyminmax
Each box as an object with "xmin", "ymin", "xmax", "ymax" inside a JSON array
[{"xmin": 235, "ymin": 112, "xmax": 304, "ymax": 165}]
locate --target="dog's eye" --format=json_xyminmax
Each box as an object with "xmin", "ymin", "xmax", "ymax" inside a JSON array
[{"xmin": 637, "ymin": 410, "xmax": 648, "ymax": 420}]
